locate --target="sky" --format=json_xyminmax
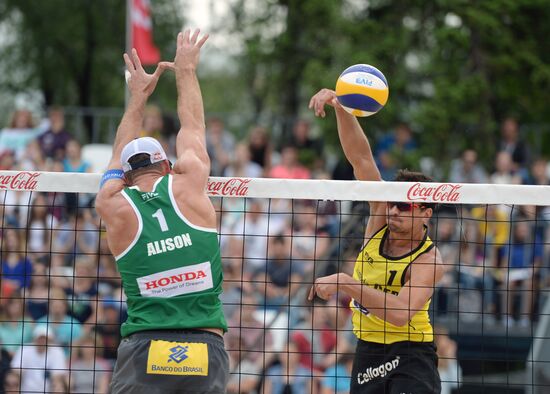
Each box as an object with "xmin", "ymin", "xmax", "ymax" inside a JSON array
[
  {"xmin": 183, "ymin": 0, "xmax": 231, "ymax": 46},
  {"xmin": 181, "ymin": 0, "xmax": 237, "ymax": 70}
]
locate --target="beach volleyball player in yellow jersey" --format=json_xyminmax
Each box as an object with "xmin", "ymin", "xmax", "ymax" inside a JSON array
[{"xmin": 308, "ymin": 89, "xmax": 444, "ymax": 394}]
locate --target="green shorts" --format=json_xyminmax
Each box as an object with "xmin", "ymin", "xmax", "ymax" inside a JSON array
[{"xmin": 110, "ymin": 329, "xmax": 229, "ymax": 394}]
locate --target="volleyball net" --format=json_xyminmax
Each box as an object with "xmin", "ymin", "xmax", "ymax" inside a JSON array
[{"xmin": 1, "ymin": 170, "xmax": 549, "ymax": 393}]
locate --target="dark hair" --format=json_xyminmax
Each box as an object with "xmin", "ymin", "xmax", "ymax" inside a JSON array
[
  {"xmin": 394, "ymin": 169, "xmax": 436, "ymax": 210},
  {"xmin": 125, "ymin": 153, "xmax": 165, "ymax": 182},
  {"xmin": 393, "ymin": 169, "xmax": 433, "ymax": 183}
]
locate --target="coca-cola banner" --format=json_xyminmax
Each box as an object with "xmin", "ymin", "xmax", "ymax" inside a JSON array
[
  {"xmin": 406, "ymin": 183, "xmax": 462, "ymax": 203},
  {"xmin": 0, "ymin": 171, "xmax": 548, "ymax": 206},
  {"xmin": 207, "ymin": 178, "xmax": 251, "ymax": 197},
  {"xmin": 0, "ymin": 172, "xmax": 40, "ymax": 191}
]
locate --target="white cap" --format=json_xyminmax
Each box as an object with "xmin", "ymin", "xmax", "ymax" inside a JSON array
[
  {"xmin": 33, "ymin": 324, "xmax": 54, "ymax": 339},
  {"xmin": 120, "ymin": 137, "xmax": 168, "ymax": 173}
]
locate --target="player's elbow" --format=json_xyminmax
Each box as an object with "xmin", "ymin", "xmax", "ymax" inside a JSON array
[{"xmin": 95, "ymin": 194, "xmax": 107, "ymax": 217}]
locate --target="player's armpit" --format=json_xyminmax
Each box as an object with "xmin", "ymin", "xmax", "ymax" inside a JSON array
[{"xmin": 95, "ymin": 181, "xmax": 126, "ymax": 220}]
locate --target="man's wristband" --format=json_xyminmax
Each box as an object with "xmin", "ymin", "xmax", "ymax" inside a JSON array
[{"xmin": 100, "ymin": 169, "xmax": 124, "ymax": 188}]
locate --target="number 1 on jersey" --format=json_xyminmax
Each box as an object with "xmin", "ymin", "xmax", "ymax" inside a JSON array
[{"xmin": 152, "ymin": 208, "xmax": 169, "ymax": 232}]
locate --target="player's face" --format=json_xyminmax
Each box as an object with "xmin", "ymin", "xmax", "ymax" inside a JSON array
[{"xmin": 386, "ymin": 202, "xmax": 431, "ymax": 233}]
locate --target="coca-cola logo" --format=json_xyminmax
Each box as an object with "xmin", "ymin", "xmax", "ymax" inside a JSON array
[
  {"xmin": 207, "ymin": 178, "xmax": 251, "ymax": 197},
  {"xmin": 0, "ymin": 172, "xmax": 40, "ymax": 191},
  {"xmin": 407, "ymin": 183, "xmax": 462, "ymax": 202}
]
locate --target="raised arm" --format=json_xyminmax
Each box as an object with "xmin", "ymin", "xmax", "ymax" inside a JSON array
[
  {"xmin": 106, "ymin": 49, "xmax": 170, "ymax": 172},
  {"xmin": 172, "ymin": 29, "xmax": 210, "ymax": 187},
  {"xmin": 96, "ymin": 50, "xmax": 169, "ymax": 213},
  {"xmin": 309, "ymin": 88, "xmax": 385, "ymax": 236},
  {"xmin": 309, "ymin": 89, "xmax": 382, "ymax": 182}
]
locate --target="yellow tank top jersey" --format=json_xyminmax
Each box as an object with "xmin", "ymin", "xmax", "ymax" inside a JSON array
[{"xmin": 350, "ymin": 225, "xmax": 435, "ymax": 344}]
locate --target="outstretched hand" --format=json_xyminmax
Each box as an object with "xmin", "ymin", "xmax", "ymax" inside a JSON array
[
  {"xmin": 174, "ymin": 28, "xmax": 209, "ymax": 72},
  {"xmin": 123, "ymin": 48, "xmax": 172, "ymax": 98},
  {"xmin": 308, "ymin": 88, "xmax": 343, "ymax": 118},
  {"xmin": 308, "ymin": 273, "xmax": 341, "ymax": 301}
]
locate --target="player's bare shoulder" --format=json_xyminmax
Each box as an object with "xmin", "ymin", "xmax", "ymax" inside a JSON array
[
  {"xmin": 96, "ymin": 189, "xmax": 139, "ymax": 257},
  {"xmin": 414, "ymin": 245, "xmax": 445, "ymax": 280},
  {"xmin": 170, "ymin": 172, "xmax": 217, "ymax": 229},
  {"xmin": 415, "ymin": 244, "xmax": 442, "ymax": 265}
]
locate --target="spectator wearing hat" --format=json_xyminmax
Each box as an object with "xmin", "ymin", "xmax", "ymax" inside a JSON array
[{"xmin": 9, "ymin": 324, "xmax": 68, "ymax": 393}]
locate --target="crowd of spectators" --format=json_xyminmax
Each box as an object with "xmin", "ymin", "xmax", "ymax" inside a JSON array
[
  {"xmin": 0, "ymin": 108, "xmax": 120, "ymax": 392},
  {"xmin": 0, "ymin": 106, "xmax": 548, "ymax": 393}
]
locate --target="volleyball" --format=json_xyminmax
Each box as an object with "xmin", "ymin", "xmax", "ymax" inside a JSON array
[{"xmin": 335, "ymin": 64, "xmax": 389, "ymax": 117}]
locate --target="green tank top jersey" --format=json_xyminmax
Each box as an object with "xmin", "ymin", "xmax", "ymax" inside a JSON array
[{"xmin": 115, "ymin": 174, "xmax": 227, "ymax": 337}]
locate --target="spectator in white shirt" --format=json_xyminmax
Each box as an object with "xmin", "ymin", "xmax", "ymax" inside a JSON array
[{"xmin": 10, "ymin": 324, "xmax": 68, "ymax": 393}]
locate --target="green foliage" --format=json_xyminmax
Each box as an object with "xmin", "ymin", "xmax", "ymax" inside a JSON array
[
  {"xmin": 217, "ymin": 0, "xmax": 550, "ymax": 164},
  {"xmin": 2, "ymin": 0, "xmax": 550, "ymax": 164},
  {"xmin": 0, "ymin": 0, "xmax": 182, "ymax": 111}
]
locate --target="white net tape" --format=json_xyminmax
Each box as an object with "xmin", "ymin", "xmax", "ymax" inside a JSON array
[
  {"xmin": 2, "ymin": 170, "xmax": 550, "ymax": 393},
  {"xmin": 2, "ymin": 170, "xmax": 550, "ymax": 205}
]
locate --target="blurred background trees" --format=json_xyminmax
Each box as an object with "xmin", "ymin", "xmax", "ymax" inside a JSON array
[{"xmin": 1, "ymin": 0, "xmax": 549, "ymax": 161}]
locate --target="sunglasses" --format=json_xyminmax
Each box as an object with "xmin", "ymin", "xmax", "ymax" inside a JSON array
[{"xmin": 387, "ymin": 201, "xmax": 425, "ymax": 212}]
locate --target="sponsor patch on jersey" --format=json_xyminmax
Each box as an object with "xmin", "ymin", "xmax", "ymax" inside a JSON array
[
  {"xmin": 137, "ymin": 261, "xmax": 213, "ymax": 297},
  {"xmin": 357, "ymin": 356, "xmax": 400, "ymax": 384},
  {"xmin": 147, "ymin": 340, "xmax": 208, "ymax": 376},
  {"xmin": 140, "ymin": 191, "xmax": 159, "ymax": 202}
]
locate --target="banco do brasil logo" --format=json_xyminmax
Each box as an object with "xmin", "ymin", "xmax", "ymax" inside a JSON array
[{"xmin": 168, "ymin": 345, "xmax": 189, "ymax": 363}]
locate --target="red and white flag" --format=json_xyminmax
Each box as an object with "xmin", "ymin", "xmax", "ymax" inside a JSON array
[{"xmin": 130, "ymin": 0, "xmax": 160, "ymax": 65}]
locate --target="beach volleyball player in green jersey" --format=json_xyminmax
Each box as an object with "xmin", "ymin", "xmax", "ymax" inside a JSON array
[{"xmin": 96, "ymin": 29, "xmax": 229, "ymax": 393}]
